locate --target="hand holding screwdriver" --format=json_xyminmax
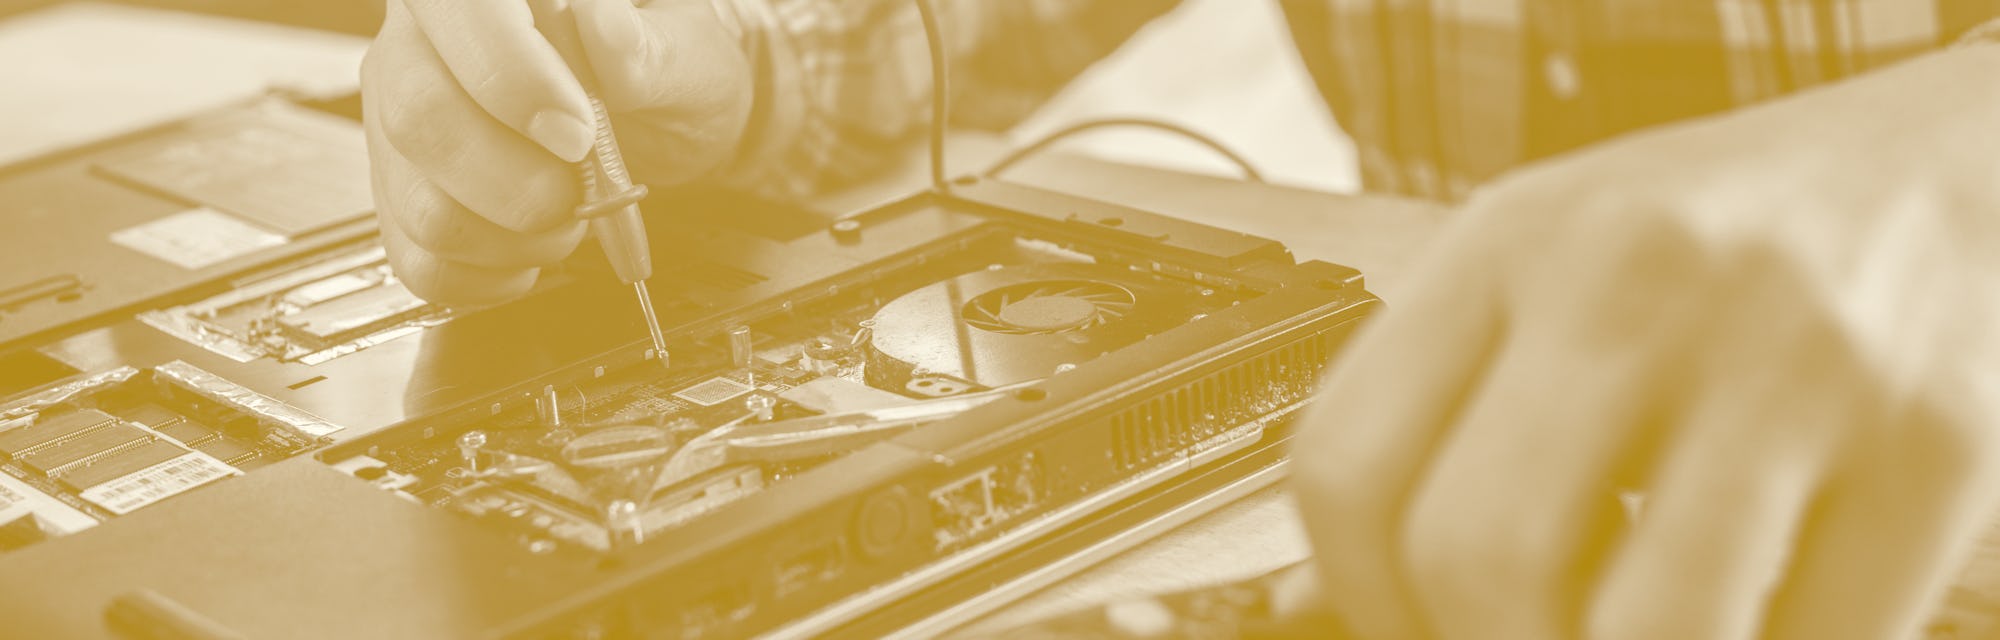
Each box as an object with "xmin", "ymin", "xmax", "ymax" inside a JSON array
[
  {"xmin": 359, "ymin": 0, "xmax": 752, "ymax": 307},
  {"xmin": 527, "ymin": 0, "xmax": 672, "ymax": 364}
]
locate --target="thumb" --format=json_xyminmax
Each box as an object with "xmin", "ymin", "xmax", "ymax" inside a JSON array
[{"xmin": 572, "ymin": 0, "xmax": 752, "ymax": 117}]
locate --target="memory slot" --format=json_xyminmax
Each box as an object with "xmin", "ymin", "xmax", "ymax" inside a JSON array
[
  {"xmin": 193, "ymin": 438, "xmax": 256, "ymax": 467},
  {"xmin": 0, "ymin": 410, "xmax": 117, "ymax": 461},
  {"xmin": 119, "ymin": 403, "xmax": 186, "ymax": 431},
  {"xmin": 18, "ymin": 424, "xmax": 152, "ymax": 477},
  {"xmin": 58, "ymin": 439, "xmax": 193, "ymax": 492},
  {"xmin": 155, "ymin": 419, "xmax": 217, "ymax": 446}
]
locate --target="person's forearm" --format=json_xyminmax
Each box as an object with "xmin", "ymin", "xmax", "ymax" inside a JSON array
[{"xmin": 708, "ymin": 0, "xmax": 1181, "ymax": 200}]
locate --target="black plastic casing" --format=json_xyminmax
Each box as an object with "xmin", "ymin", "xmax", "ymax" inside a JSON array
[{"xmin": 0, "ymin": 175, "xmax": 1377, "ymax": 640}]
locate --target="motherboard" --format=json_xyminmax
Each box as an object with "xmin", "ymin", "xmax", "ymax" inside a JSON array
[{"xmin": 331, "ymin": 241, "xmax": 1270, "ymax": 557}]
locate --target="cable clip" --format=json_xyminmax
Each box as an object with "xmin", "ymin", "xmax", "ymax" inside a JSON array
[{"xmin": 574, "ymin": 184, "xmax": 650, "ymax": 220}]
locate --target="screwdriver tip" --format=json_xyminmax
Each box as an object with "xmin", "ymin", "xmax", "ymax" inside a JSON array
[{"xmin": 633, "ymin": 281, "xmax": 670, "ymax": 370}]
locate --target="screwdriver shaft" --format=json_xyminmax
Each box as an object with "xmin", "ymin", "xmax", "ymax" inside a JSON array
[
  {"xmin": 528, "ymin": 0, "xmax": 671, "ymax": 372},
  {"xmin": 634, "ymin": 282, "xmax": 669, "ymax": 368}
]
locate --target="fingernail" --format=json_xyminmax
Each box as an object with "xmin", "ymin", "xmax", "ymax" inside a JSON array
[{"xmin": 527, "ymin": 110, "xmax": 594, "ymax": 162}]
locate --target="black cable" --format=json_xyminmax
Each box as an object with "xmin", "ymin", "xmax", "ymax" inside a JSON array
[
  {"xmin": 913, "ymin": 0, "xmax": 949, "ymax": 191},
  {"xmin": 912, "ymin": 1, "xmax": 1259, "ymax": 187},
  {"xmin": 983, "ymin": 118, "xmax": 1267, "ymax": 183}
]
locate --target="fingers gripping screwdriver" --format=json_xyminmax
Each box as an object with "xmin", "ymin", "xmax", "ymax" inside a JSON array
[{"xmin": 529, "ymin": 0, "xmax": 672, "ymax": 369}]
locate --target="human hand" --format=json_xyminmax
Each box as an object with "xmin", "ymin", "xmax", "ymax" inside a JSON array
[
  {"xmin": 359, "ymin": 0, "xmax": 752, "ymax": 305},
  {"xmin": 1290, "ymin": 46, "xmax": 2000, "ymax": 639}
]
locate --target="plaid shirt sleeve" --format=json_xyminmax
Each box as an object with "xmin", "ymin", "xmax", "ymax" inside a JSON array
[
  {"xmin": 1279, "ymin": 0, "xmax": 2000, "ymax": 201},
  {"xmin": 706, "ymin": 0, "xmax": 1180, "ymax": 200}
]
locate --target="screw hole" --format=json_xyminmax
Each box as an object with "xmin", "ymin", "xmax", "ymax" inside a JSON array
[
  {"xmin": 1016, "ymin": 387, "xmax": 1047, "ymax": 402},
  {"xmin": 1098, "ymin": 217, "xmax": 1124, "ymax": 227}
]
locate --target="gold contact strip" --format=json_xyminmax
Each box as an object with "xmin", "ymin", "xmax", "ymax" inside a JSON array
[
  {"xmin": 3, "ymin": 414, "xmax": 116, "ymax": 459},
  {"xmin": 43, "ymin": 433, "xmax": 153, "ymax": 477},
  {"xmin": 764, "ymin": 401, "xmax": 1304, "ymax": 640}
]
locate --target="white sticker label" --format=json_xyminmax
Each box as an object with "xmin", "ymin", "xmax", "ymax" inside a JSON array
[
  {"xmin": 0, "ymin": 470, "xmax": 98, "ymax": 534},
  {"xmin": 110, "ymin": 207, "xmax": 285, "ymax": 270},
  {"xmin": 79, "ymin": 452, "xmax": 237, "ymax": 515},
  {"xmin": 0, "ymin": 476, "xmax": 34, "ymax": 522}
]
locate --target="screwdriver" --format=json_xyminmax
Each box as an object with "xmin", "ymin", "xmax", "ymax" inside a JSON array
[{"xmin": 529, "ymin": 0, "xmax": 671, "ymax": 369}]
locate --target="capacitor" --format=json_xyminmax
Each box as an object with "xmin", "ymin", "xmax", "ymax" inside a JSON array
[
  {"xmin": 803, "ymin": 337, "xmax": 854, "ymax": 375},
  {"xmin": 535, "ymin": 385, "xmax": 563, "ymax": 428},
  {"xmin": 606, "ymin": 499, "xmax": 644, "ymax": 548},
  {"xmin": 728, "ymin": 325, "xmax": 755, "ymax": 385},
  {"xmin": 457, "ymin": 430, "xmax": 488, "ymax": 473},
  {"xmin": 744, "ymin": 393, "xmax": 777, "ymax": 422},
  {"xmin": 830, "ymin": 218, "xmax": 862, "ymax": 244}
]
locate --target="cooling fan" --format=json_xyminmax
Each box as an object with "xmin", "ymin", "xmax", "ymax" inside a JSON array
[
  {"xmin": 865, "ymin": 263, "xmax": 1207, "ymax": 391},
  {"xmin": 960, "ymin": 280, "xmax": 1135, "ymax": 335}
]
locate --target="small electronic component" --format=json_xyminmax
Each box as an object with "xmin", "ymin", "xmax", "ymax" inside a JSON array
[
  {"xmin": 328, "ymin": 455, "xmax": 419, "ymax": 493},
  {"xmin": 673, "ymin": 378, "xmax": 755, "ymax": 407},
  {"xmin": 137, "ymin": 245, "xmax": 453, "ymax": 364},
  {"xmin": 275, "ymin": 281, "xmax": 428, "ymax": 346},
  {"xmin": 728, "ymin": 325, "xmax": 758, "ymax": 386},
  {"xmin": 535, "ymin": 387, "xmax": 563, "ymax": 428},
  {"xmin": 458, "ymin": 431, "xmax": 488, "ymax": 473},
  {"xmin": 743, "ymin": 394, "xmax": 778, "ymax": 422}
]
